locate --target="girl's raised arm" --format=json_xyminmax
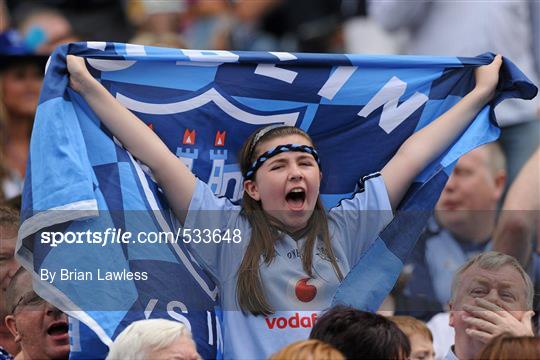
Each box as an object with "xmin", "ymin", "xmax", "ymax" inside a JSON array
[
  {"xmin": 67, "ymin": 55, "xmax": 195, "ymax": 223},
  {"xmin": 381, "ymin": 55, "xmax": 503, "ymax": 211}
]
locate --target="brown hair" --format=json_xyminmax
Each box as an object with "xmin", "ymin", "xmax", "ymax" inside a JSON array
[
  {"xmin": 389, "ymin": 316, "xmax": 433, "ymax": 342},
  {"xmin": 237, "ymin": 126, "xmax": 343, "ymax": 315},
  {"xmin": 476, "ymin": 334, "xmax": 540, "ymax": 360},
  {"xmin": 0, "ymin": 205, "xmax": 19, "ymax": 229},
  {"xmin": 310, "ymin": 305, "xmax": 411, "ymax": 360},
  {"xmin": 269, "ymin": 339, "xmax": 345, "ymax": 360}
]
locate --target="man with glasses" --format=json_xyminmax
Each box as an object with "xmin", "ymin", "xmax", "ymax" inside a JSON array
[{"xmin": 4, "ymin": 268, "xmax": 69, "ymax": 360}]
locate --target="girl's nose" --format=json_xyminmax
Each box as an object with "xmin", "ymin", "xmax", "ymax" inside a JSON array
[{"xmin": 289, "ymin": 166, "xmax": 303, "ymax": 181}]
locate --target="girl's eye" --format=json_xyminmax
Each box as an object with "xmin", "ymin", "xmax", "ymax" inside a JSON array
[
  {"xmin": 270, "ymin": 165, "xmax": 283, "ymax": 171},
  {"xmin": 300, "ymin": 162, "xmax": 313, "ymax": 166}
]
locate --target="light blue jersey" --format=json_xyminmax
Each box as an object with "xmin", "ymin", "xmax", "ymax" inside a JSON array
[{"xmin": 183, "ymin": 173, "xmax": 393, "ymax": 359}]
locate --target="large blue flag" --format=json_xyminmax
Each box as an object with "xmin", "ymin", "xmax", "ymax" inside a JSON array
[{"xmin": 17, "ymin": 42, "xmax": 536, "ymax": 358}]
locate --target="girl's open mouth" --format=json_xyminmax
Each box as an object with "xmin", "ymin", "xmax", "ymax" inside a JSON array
[{"xmin": 286, "ymin": 188, "xmax": 306, "ymax": 210}]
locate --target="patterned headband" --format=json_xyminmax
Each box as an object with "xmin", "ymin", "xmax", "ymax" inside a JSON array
[
  {"xmin": 243, "ymin": 144, "xmax": 321, "ymax": 180},
  {"xmin": 248, "ymin": 124, "xmax": 290, "ymax": 155}
]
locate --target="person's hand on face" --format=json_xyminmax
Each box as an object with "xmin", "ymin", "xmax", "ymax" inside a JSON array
[{"xmin": 461, "ymin": 298, "xmax": 534, "ymax": 343}]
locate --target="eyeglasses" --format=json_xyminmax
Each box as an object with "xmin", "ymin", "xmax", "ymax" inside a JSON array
[{"xmin": 11, "ymin": 290, "xmax": 46, "ymax": 314}]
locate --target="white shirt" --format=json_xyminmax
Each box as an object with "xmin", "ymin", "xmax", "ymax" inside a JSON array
[{"xmin": 427, "ymin": 312, "xmax": 454, "ymax": 360}]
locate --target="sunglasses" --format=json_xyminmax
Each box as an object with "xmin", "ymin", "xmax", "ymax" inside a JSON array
[{"xmin": 11, "ymin": 290, "xmax": 46, "ymax": 314}]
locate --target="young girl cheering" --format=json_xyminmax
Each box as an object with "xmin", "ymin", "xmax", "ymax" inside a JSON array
[{"xmin": 67, "ymin": 54, "xmax": 502, "ymax": 359}]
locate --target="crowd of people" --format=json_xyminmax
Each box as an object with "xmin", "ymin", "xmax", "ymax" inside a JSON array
[{"xmin": 0, "ymin": 1, "xmax": 539, "ymax": 359}]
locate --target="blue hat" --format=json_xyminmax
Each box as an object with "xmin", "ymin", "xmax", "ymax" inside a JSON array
[{"xmin": 0, "ymin": 29, "xmax": 48, "ymax": 70}]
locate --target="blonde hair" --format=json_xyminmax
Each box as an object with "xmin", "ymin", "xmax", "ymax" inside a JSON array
[
  {"xmin": 389, "ymin": 315, "xmax": 433, "ymax": 342},
  {"xmin": 106, "ymin": 319, "xmax": 197, "ymax": 360},
  {"xmin": 269, "ymin": 339, "xmax": 345, "ymax": 360}
]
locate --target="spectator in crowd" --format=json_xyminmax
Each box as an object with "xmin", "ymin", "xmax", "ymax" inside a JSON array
[
  {"xmin": 4, "ymin": 268, "xmax": 69, "ymax": 360},
  {"xmin": 127, "ymin": 0, "xmax": 187, "ymax": 51},
  {"xmin": 179, "ymin": 0, "xmax": 279, "ymax": 52},
  {"xmin": 403, "ymin": 146, "xmax": 540, "ymax": 358},
  {"xmin": 0, "ymin": 206, "xmax": 20, "ymax": 358},
  {"xmin": 341, "ymin": 0, "xmax": 404, "ymax": 55},
  {"xmin": 368, "ymin": 1, "xmax": 540, "ymax": 184},
  {"xmin": 180, "ymin": 0, "xmax": 231, "ymax": 50},
  {"xmin": 127, "ymin": 0, "xmax": 184, "ymax": 36},
  {"xmin": 127, "ymin": 0, "xmax": 187, "ymax": 49},
  {"xmin": 446, "ymin": 252, "xmax": 534, "ymax": 360},
  {"xmin": 11, "ymin": 4, "xmax": 77, "ymax": 55},
  {"xmin": 6, "ymin": 0, "xmax": 133, "ymax": 44},
  {"xmin": 475, "ymin": 333, "xmax": 540, "ymax": 360},
  {"xmin": 310, "ymin": 305, "xmax": 411, "ymax": 359},
  {"xmin": 261, "ymin": 0, "xmax": 345, "ymax": 52},
  {"xmin": 405, "ymin": 143, "xmax": 507, "ymax": 317},
  {"xmin": 221, "ymin": 0, "xmax": 280, "ymax": 51},
  {"xmin": 269, "ymin": 339, "xmax": 345, "ymax": 360},
  {"xmin": 0, "ymin": 30, "xmax": 46, "ymax": 200},
  {"xmin": 106, "ymin": 318, "xmax": 200, "ymax": 360},
  {"xmin": 390, "ymin": 316, "xmax": 435, "ymax": 360},
  {"xmin": 179, "ymin": 0, "xmax": 347, "ymax": 52}
]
